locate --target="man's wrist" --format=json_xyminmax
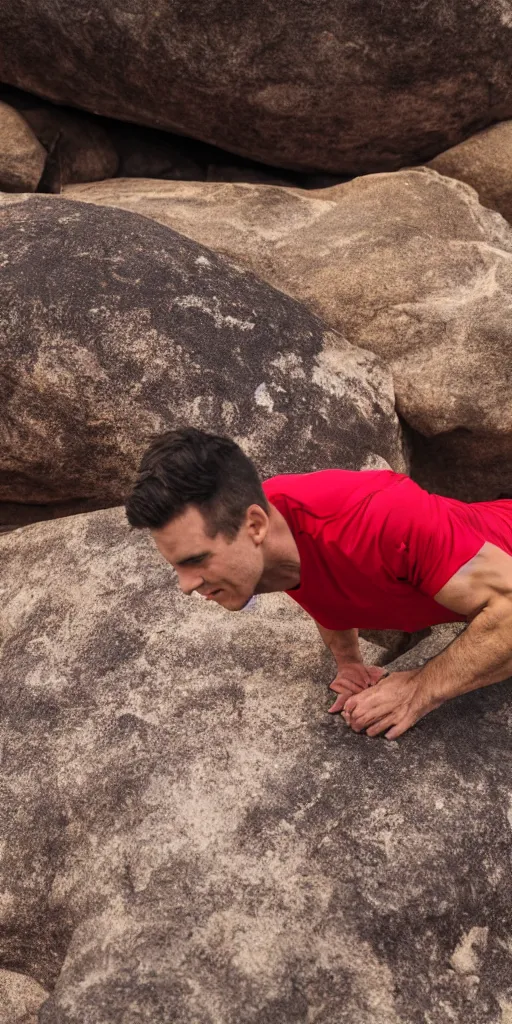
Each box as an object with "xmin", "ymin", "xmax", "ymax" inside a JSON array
[
  {"xmin": 409, "ymin": 664, "xmax": 447, "ymax": 712},
  {"xmin": 315, "ymin": 624, "xmax": 362, "ymax": 668},
  {"xmin": 332, "ymin": 649, "xmax": 363, "ymax": 667}
]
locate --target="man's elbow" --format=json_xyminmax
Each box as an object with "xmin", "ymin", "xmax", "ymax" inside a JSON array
[{"xmin": 474, "ymin": 592, "xmax": 512, "ymax": 632}]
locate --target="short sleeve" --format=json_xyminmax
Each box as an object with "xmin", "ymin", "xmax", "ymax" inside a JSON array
[{"xmin": 372, "ymin": 477, "xmax": 486, "ymax": 597}]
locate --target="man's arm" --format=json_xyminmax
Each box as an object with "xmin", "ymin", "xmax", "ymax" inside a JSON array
[
  {"xmin": 415, "ymin": 542, "xmax": 512, "ymax": 701},
  {"xmin": 343, "ymin": 542, "xmax": 512, "ymax": 738},
  {"xmin": 315, "ymin": 623, "xmax": 362, "ymax": 665}
]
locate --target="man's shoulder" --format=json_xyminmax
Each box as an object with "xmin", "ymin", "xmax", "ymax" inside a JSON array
[{"xmin": 262, "ymin": 467, "xmax": 404, "ymax": 515}]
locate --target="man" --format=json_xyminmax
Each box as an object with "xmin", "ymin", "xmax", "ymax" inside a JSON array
[{"xmin": 125, "ymin": 427, "xmax": 512, "ymax": 739}]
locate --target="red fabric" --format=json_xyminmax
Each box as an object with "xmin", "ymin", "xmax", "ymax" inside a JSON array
[{"xmin": 262, "ymin": 469, "xmax": 512, "ymax": 631}]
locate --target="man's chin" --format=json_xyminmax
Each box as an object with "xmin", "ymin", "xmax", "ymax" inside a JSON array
[
  {"xmin": 214, "ymin": 590, "xmax": 256, "ymax": 611},
  {"xmin": 224, "ymin": 594, "xmax": 256, "ymax": 612}
]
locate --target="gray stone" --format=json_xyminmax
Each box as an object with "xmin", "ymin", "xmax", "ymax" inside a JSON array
[
  {"xmin": 0, "ymin": 508, "xmax": 511, "ymax": 1023},
  {"xmin": 0, "ymin": 100, "xmax": 46, "ymax": 191},
  {"xmin": 0, "ymin": 1, "xmax": 511, "ymax": 173},
  {"xmin": 62, "ymin": 170, "xmax": 512, "ymax": 502},
  {"xmin": 0, "ymin": 194, "xmax": 404, "ymax": 516}
]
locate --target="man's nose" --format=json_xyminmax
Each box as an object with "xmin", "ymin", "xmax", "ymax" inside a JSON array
[{"xmin": 177, "ymin": 570, "xmax": 204, "ymax": 596}]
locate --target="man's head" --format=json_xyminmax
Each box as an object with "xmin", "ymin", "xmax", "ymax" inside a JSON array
[{"xmin": 125, "ymin": 427, "xmax": 272, "ymax": 610}]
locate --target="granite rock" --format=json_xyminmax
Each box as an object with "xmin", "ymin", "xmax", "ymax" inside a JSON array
[
  {"xmin": 20, "ymin": 104, "xmax": 119, "ymax": 191},
  {"xmin": 0, "ymin": 195, "xmax": 404, "ymax": 515},
  {"xmin": 0, "ymin": 100, "xmax": 46, "ymax": 191},
  {"xmin": 0, "ymin": 0, "xmax": 511, "ymax": 173},
  {"xmin": 428, "ymin": 120, "xmax": 512, "ymax": 225},
  {"xmin": 63, "ymin": 170, "xmax": 512, "ymax": 501},
  {"xmin": 0, "ymin": 508, "xmax": 511, "ymax": 1023}
]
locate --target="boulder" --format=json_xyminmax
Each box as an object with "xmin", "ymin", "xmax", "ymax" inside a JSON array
[
  {"xmin": 0, "ymin": 195, "xmax": 405, "ymax": 517},
  {"xmin": 0, "ymin": 100, "xmax": 46, "ymax": 191},
  {"xmin": 0, "ymin": 508, "xmax": 511, "ymax": 1023},
  {"xmin": 428, "ymin": 120, "xmax": 512, "ymax": 225},
  {"xmin": 0, "ymin": 1, "xmax": 511, "ymax": 173},
  {"xmin": 63, "ymin": 170, "xmax": 512, "ymax": 502}
]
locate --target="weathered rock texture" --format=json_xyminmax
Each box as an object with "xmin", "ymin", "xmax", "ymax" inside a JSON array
[
  {"xmin": 0, "ymin": 100, "xmax": 46, "ymax": 191},
  {"xmin": 0, "ymin": 1, "xmax": 511, "ymax": 173},
  {"xmin": 1, "ymin": 86, "xmax": 120, "ymax": 190},
  {"xmin": 0, "ymin": 971, "xmax": 49, "ymax": 1024},
  {"xmin": 0, "ymin": 509, "xmax": 511, "ymax": 1023},
  {"xmin": 428, "ymin": 120, "xmax": 512, "ymax": 225},
  {"xmin": 0, "ymin": 195, "xmax": 404, "ymax": 517},
  {"xmin": 64, "ymin": 169, "xmax": 512, "ymax": 502},
  {"xmin": 20, "ymin": 105, "xmax": 119, "ymax": 191}
]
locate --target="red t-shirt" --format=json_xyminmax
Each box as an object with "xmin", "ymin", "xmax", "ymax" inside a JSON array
[{"xmin": 262, "ymin": 469, "xmax": 512, "ymax": 631}]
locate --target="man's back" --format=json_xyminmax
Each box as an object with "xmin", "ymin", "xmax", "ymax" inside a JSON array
[{"xmin": 262, "ymin": 469, "xmax": 512, "ymax": 630}]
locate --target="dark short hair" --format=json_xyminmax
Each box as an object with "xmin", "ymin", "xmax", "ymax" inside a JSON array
[{"xmin": 125, "ymin": 427, "xmax": 270, "ymax": 538}]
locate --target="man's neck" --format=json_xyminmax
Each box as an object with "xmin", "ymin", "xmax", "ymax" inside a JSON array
[{"xmin": 255, "ymin": 505, "xmax": 301, "ymax": 594}]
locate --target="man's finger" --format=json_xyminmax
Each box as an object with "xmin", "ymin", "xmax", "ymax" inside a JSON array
[
  {"xmin": 328, "ymin": 692, "xmax": 350, "ymax": 714},
  {"xmin": 346, "ymin": 697, "xmax": 396, "ymax": 731},
  {"xmin": 329, "ymin": 679, "xmax": 360, "ymax": 695},
  {"xmin": 343, "ymin": 695, "xmax": 358, "ymax": 713},
  {"xmin": 385, "ymin": 718, "xmax": 412, "ymax": 740},
  {"xmin": 365, "ymin": 713, "xmax": 397, "ymax": 737},
  {"xmin": 345, "ymin": 690, "xmax": 387, "ymax": 716}
]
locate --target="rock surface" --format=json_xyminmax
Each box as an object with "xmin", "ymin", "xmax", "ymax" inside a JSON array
[
  {"xmin": 0, "ymin": 508, "xmax": 511, "ymax": 1023},
  {"xmin": 0, "ymin": 100, "xmax": 46, "ymax": 191},
  {"xmin": 428, "ymin": 120, "xmax": 512, "ymax": 225},
  {"xmin": 20, "ymin": 104, "xmax": 119, "ymax": 191},
  {"xmin": 0, "ymin": 1, "xmax": 512, "ymax": 173},
  {"xmin": 63, "ymin": 169, "xmax": 512, "ymax": 502},
  {"xmin": 0, "ymin": 195, "xmax": 404, "ymax": 515},
  {"xmin": 0, "ymin": 971, "xmax": 49, "ymax": 1024}
]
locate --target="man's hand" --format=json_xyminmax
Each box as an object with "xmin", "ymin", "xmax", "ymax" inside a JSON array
[
  {"xmin": 341, "ymin": 669, "xmax": 438, "ymax": 739},
  {"xmin": 328, "ymin": 663, "xmax": 389, "ymax": 714}
]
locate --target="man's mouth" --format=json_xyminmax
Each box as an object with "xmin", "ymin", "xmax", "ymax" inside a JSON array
[{"xmin": 205, "ymin": 589, "xmax": 222, "ymax": 600}]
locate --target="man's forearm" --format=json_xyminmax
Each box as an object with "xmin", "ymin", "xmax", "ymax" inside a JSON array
[
  {"xmin": 412, "ymin": 596, "xmax": 512, "ymax": 709},
  {"xmin": 315, "ymin": 623, "xmax": 362, "ymax": 665}
]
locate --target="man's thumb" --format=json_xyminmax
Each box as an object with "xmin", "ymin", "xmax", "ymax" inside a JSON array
[{"xmin": 328, "ymin": 693, "xmax": 347, "ymax": 714}]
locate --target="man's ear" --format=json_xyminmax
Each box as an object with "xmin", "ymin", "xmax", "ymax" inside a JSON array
[{"xmin": 245, "ymin": 503, "xmax": 269, "ymax": 545}]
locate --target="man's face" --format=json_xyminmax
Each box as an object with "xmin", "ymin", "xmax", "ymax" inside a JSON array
[{"xmin": 152, "ymin": 504, "xmax": 267, "ymax": 611}]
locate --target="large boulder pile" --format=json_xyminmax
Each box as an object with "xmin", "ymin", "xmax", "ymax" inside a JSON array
[
  {"xmin": 1, "ymin": 7, "xmax": 511, "ymax": 1021},
  {"xmin": 64, "ymin": 168, "xmax": 512, "ymax": 502},
  {"xmin": 0, "ymin": 508, "xmax": 511, "ymax": 1023},
  {"xmin": 0, "ymin": 195, "xmax": 405, "ymax": 519},
  {"xmin": 0, "ymin": 0, "xmax": 511, "ymax": 173}
]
